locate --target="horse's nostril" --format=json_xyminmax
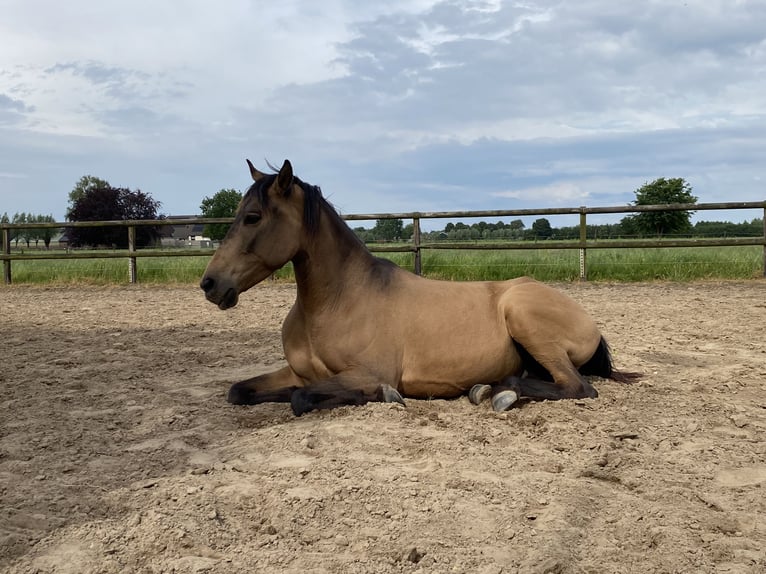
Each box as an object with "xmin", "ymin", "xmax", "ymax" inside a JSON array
[{"xmin": 200, "ymin": 276, "xmax": 215, "ymax": 292}]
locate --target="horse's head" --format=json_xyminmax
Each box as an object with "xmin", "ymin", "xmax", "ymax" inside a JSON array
[{"xmin": 200, "ymin": 159, "xmax": 305, "ymax": 309}]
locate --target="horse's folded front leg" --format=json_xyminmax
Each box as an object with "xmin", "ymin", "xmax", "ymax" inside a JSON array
[
  {"xmin": 290, "ymin": 372, "xmax": 404, "ymax": 416},
  {"xmin": 227, "ymin": 366, "xmax": 304, "ymax": 405}
]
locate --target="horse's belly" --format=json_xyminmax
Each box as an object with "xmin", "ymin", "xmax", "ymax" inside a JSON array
[{"xmin": 399, "ymin": 329, "xmax": 520, "ymax": 398}]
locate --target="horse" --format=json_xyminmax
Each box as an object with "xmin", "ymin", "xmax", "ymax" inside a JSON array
[{"xmin": 200, "ymin": 160, "xmax": 639, "ymax": 416}]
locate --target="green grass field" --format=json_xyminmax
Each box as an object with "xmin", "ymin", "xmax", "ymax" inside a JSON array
[{"xmin": 3, "ymin": 245, "xmax": 763, "ymax": 284}]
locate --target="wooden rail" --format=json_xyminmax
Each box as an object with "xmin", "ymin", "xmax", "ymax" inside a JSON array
[{"xmin": 2, "ymin": 202, "xmax": 765, "ymax": 284}]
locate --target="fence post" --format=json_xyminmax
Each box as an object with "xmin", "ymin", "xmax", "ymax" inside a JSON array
[
  {"xmin": 2, "ymin": 227, "xmax": 10, "ymax": 285},
  {"xmin": 763, "ymin": 205, "xmax": 766, "ymax": 278},
  {"xmin": 128, "ymin": 225, "xmax": 137, "ymax": 283},
  {"xmin": 579, "ymin": 207, "xmax": 587, "ymax": 281},
  {"xmin": 413, "ymin": 217, "xmax": 422, "ymax": 275}
]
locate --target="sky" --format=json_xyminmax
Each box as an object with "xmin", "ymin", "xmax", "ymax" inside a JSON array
[{"xmin": 1, "ymin": 0, "xmax": 765, "ymax": 230}]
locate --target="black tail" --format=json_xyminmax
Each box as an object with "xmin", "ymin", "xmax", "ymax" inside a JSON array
[{"xmin": 579, "ymin": 337, "xmax": 641, "ymax": 384}]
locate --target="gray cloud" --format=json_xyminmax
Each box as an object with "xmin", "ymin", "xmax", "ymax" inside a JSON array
[{"xmin": 0, "ymin": 93, "xmax": 34, "ymax": 126}]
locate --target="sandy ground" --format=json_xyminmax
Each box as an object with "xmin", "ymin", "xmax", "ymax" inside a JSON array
[{"xmin": 1, "ymin": 281, "xmax": 765, "ymax": 574}]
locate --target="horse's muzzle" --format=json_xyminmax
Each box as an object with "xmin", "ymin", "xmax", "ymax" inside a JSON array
[{"xmin": 200, "ymin": 276, "xmax": 239, "ymax": 310}]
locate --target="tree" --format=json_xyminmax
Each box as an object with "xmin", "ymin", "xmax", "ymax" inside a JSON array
[
  {"xmin": 68, "ymin": 186, "xmax": 162, "ymax": 248},
  {"xmin": 34, "ymin": 215, "xmax": 59, "ymax": 249},
  {"xmin": 372, "ymin": 218, "xmax": 404, "ymax": 241},
  {"xmin": 11, "ymin": 213, "xmax": 30, "ymax": 247},
  {"xmin": 199, "ymin": 189, "xmax": 243, "ymax": 240},
  {"xmin": 352, "ymin": 226, "xmax": 374, "ymax": 243},
  {"xmin": 1, "ymin": 212, "xmax": 13, "ymax": 245},
  {"xmin": 67, "ymin": 175, "xmax": 111, "ymax": 220},
  {"xmin": 621, "ymin": 178, "xmax": 697, "ymax": 237},
  {"xmin": 531, "ymin": 218, "xmax": 553, "ymax": 239}
]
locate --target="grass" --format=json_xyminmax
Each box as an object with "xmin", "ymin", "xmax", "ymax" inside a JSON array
[
  {"xmin": 381, "ymin": 245, "xmax": 764, "ymax": 282},
  {"xmin": 2, "ymin": 245, "xmax": 763, "ymax": 285}
]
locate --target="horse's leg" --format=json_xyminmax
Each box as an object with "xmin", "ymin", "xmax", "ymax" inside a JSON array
[
  {"xmin": 500, "ymin": 357, "xmax": 598, "ymax": 401},
  {"xmin": 227, "ymin": 366, "xmax": 305, "ymax": 405},
  {"xmin": 290, "ymin": 371, "xmax": 404, "ymax": 416},
  {"xmin": 500, "ymin": 280, "xmax": 605, "ymax": 402}
]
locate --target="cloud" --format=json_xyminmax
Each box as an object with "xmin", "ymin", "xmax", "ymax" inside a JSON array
[
  {"xmin": 492, "ymin": 182, "xmax": 591, "ymax": 203},
  {"xmin": 0, "ymin": 171, "xmax": 27, "ymax": 179},
  {"xmin": 0, "ymin": 92, "xmax": 34, "ymax": 126},
  {"xmin": 0, "ymin": 93, "xmax": 31, "ymax": 112},
  {"xmin": 0, "ymin": 1, "xmax": 765, "ymax": 222}
]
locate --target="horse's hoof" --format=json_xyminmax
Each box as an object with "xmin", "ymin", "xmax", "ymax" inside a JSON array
[
  {"xmin": 290, "ymin": 388, "xmax": 313, "ymax": 416},
  {"xmin": 469, "ymin": 384, "xmax": 493, "ymax": 405},
  {"xmin": 491, "ymin": 390, "xmax": 519, "ymax": 412},
  {"xmin": 583, "ymin": 381, "xmax": 598, "ymax": 398},
  {"xmin": 379, "ymin": 384, "xmax": 405, "ymax": 406},
  {"xmin": 227, "ymin": 383, "xmax": 252, "ymax": 405}
]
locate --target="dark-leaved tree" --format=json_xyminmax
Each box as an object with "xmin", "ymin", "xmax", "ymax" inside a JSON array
[
  {"xmin": 68, "ymin": 186, "xmax": 162, "ymax": 248},
  {"xmin": 66, "ymin": 175, "xmax": 111, "ymax": 220},
  {"xmin": 531, "ymin": 218, "xmax": 553, "ymax": 239}
]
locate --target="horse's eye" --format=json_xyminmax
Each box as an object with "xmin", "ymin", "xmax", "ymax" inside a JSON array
[{"xmin": 243, "ymin": 213, "xmax": 261, "ymax": 225}]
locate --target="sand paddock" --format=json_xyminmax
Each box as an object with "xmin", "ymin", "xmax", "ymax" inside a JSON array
[{"xmin": 1, "ymin": 281, "xmax": 765, "ymax": 573}]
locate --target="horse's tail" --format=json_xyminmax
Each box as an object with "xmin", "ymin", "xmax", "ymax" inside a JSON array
[{"xmin": 579, "ymin": 336, "xmax": 641, "ymax": 384}]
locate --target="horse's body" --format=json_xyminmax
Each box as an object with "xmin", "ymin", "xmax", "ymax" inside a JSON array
[{"xmin": 201, "ymin": 160, "xmax": 638, "ymax": 415}]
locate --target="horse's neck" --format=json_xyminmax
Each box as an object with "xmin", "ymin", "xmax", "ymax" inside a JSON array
[{"xmin": 292, "ymin": 206, "xmax": 374, "ymax": 310}]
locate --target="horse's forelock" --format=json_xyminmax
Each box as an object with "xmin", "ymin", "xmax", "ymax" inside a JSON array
[{"xmin": 244, "ymin": 173, "xmax": 326, "ymax": 236}]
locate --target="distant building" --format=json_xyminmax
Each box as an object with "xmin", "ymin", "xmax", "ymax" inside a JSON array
[
  {"xmin": 160, "ymin": 216, "xmax": 214, "ymax": 248},
  {"xmin": 50, "ymin": 230, "xmax": 72, "ymax": 249}
]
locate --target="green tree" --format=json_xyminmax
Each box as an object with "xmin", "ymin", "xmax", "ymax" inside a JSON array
[
  {"xmin": 33, "ymin": 214, "xmax": 58, "ymax": 249},
  {"xmin": 1, "ymin": 212, "xmax": 12, "ymax": 246},
  {"xmin": 621, "ymin": 178, "xmax": 697, "ymax": 237},
  {"xmin": 11, "ymin": 213, "xmax": 30, "ymax": 247},
  {"xmin": 67, "ymin": 175, "xmax": 111, "ymax": 220},
  {"xmin": 373, "ymin": 218, "xmax": 403, "ymax": 241},
  {"xmin": 199, "ymin": 189, "xmax": 242, "ymax": 240},
  {"xmin": 4, "ymin": 213, "xmax": 57, "ymax": 249},
  {"xmin": 353, "ymin": 226, "xmax": 374, "ymax": 243},
  {"xmin": 531, "ymin": 218, "xmax": 553, "ymax": 239},
  {"xmin": 508, "ymin": 219, "xmax": 525, "ymax": 239}
]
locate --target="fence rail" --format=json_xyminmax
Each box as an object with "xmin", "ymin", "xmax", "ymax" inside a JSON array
[{"xmin": 2, "ymin": 201, "xmax": 765, "ymax": 284}]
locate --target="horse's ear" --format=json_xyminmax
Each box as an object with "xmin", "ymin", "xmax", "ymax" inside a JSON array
[
  {"xmin": 276, "ymin": 159, "xmax": 293, "ymax": 192},
  {"xmin": 246, "ymin": 159, "xmax": 266, "ymax": 182}
]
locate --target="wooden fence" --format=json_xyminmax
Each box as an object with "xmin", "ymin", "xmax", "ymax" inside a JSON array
[{"xmin": 2, "ymin": 201, "xmax": 765, "ymax": 284}]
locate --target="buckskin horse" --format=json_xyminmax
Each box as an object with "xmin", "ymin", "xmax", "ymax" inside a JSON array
[{"xmin": 201, "ymin": 160, "xmax": 639, "ymax": 416}]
